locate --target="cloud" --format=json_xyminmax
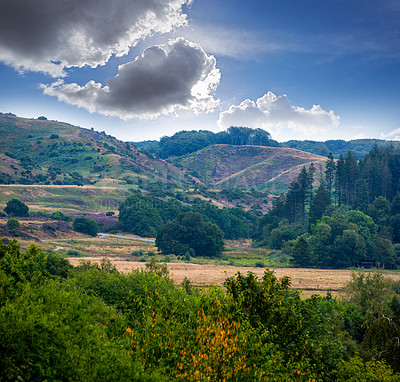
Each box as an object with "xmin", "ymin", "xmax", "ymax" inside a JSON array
[
  {"xmin": 218, "ymin": 92, "xmax": 340, "ymax": 138},
  {"xmin": 179, "ymin": 24, "xmax": 285, "ymax": 59},
  {"xmin": 42, "ymin": 39, "xmax": 220, "ymax": 119},
  {"xmin": 381, "ymin": 128, "xmax": 400, "ymax": 140},
  {"xmin": 0, "ymin": 0, "xmax": 191, "ymax": 77}
]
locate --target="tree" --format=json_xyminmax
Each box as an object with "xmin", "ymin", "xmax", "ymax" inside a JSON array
[
  {"xmin": 4, "ymin": 199, "xmax": 29, "ymax": 217},
  {"xmin": 6, "ymin": 218, "xmax": 21, "ymax": 236},
  {"xmin": 325, "ymin": 152, "xmax": 336, "ymax": 199},
  {"xmin": 118, "ymin": 194, "xmax": 165, "ymax": 237},
  {"xmin": 73, "ymin": 217, "xmax": 99, "ymax": 237},
  {"xmin": 156, "ymin": 212, "xmax": 224, "ymax": 257},
  {"xmin": 291, "ymin": 235, "xmax": 313, "ymax": 267},
  {"xmin": 309, "ymin": 185, "xmax": 331, "ymax": 225}
]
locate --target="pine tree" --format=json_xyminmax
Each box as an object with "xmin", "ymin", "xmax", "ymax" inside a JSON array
[
  {"xmin": 291, "ymin": 235, "xmax": 313, "ymax": 267},
  {"xmin": 335, "ymin": 155, "xmax": 346, "ymax": 206},
  {"xmin": 325, "ymin": 152, "xmax": 335, "ymax": 200},
  {"xmin": 309, "ymin": 185, "xmax": 331, "ymax": 225}
]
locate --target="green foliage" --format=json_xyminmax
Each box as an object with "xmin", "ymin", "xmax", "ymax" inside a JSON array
[
  {"xmin": 0, "ymin": 279, "xmax": 151, "ymax": 381},
  {"xmin": 3, "ymin": 238, "xmax": 400, "ymax": 380},
  {"xmin": 291, "ymin": 235, "xmax": 312, "ymax": 267},
  {"xmin": 44, "ymin": 251, "xmax": 73, "ymax": 278},
  {"xmin": 119, "ymin": 192, "xmax": 257, "ymax": 240},
  {"xmin": 156, "ymin": 212, "xmax": 224, "ymax": 257},
  {"xmin": 6, "ymin": 218, "xmax": 21, "ymax": 236},
  {"xmin": 66, "ymin": 249, "xmax": 83, "ymax": 257},
  {"xmin": 145, "ymin": 258, "xmax": 170, "ymax": 278},
  {"xmin": 335, "ymin": 355, "xmax": 400, "ymax": 381},
  {"xmin": 224, "ymin": 270, "xmax": 351, "ymax": 377},
  {"xmin": 50, "ymin": 210, "xmax": 72, "ymax": 221},
  {"xmin": 157, "ymin": 127, "xmax": 279, "ymax": 158},
  {"xmin": 73, "ymin": 217, "xmax": 99, "ymax": 237},
  {"xmin": 4, "ymin": 198, "xmax": 29, "ymax": 217}
]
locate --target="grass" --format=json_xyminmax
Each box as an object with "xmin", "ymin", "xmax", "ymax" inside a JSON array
[{"xmin": 0, "ymin": 184, "xmax": 132, "ymax": 214}]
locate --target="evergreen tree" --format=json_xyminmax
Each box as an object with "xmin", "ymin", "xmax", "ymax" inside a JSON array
[
  {"xmin": 291, "ymin": 235, "xmax": 312, "ymax": 267},
  {"xmin": 335, "ymin": 155, "xmax": 346, "ymax": 206},
  {"xmin": 344, "ymin": 151, "xmax": 359, "ymax": 206},
  {"xmin": 325, "ymin": 152, "xmax": 335, "ymax": 200},
  {"xmin": 309, "ymin": 185, "xmax": 331, "ymax": 225}
]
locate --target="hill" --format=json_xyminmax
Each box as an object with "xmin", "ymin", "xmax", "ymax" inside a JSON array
[
  {"xmin": 0, "ymin": 114, "xmax": 188, "ymax": 188},
  {"xmin": 172, "ymin": 144, "xmax": 327, "ymax": 194},
  {"xmin": 282, "ymin": 138, "xmax": 400, "ymax": 158}
]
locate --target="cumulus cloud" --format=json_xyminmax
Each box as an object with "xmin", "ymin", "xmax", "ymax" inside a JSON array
[
  {"xmin": 42, "ymin": 39, "xmax": 220, "ymax": 119},
  {"xmin": 218, "ymin": 92, "xmax": 340, "ymax": 138},
  {"xmin": 0, "ymin": 0, "xmax": 191, "ymax": 76}
]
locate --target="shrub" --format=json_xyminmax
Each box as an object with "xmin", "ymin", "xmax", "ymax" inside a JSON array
[
  {"xmin": 73, "ymin": 217, "xmax": 99, "ymax": 237},
  {"xmin": 7, "ymin": 218, "xmax": 21, "ymax": 236},
  {"xmin": 131, "ymin": 249, "xmax": 144, "ymax": 257},
  {"xmin": 66, "ymin": 249, "xmax": 83, "ymax": 257},
  {"xmin": 4, "ymin": 199, "xmax": 29, "ymax": 217}
]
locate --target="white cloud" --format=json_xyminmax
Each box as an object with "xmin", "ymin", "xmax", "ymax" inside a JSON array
[
  {"xmin": 42, "ymin": 39, "xmax": 220, "ymax": 119},
  {"xmin": 179, "ymin": 24, "xmax": 285, "ymax": 59},
  {"xmin": 218, "ymin": 92, "xmax": 340, "ymax": 139},
  {"xmin": 0, "ymin": 0, "xmax": 191, "ymax": 77},
  {"xmin": 381, "ymin": 128, "xmax": 400, "ymax": 140}
]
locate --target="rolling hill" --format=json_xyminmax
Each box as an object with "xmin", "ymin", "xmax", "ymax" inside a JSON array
[
  {"xmin": 0, "ymin": 114, "xmax": 189, "ymax": 188},
  {"xmin": 172, "ymin": 144, "xmax": 328, "ymax": 194},
  {"xmin": 0, "ymin": 114, "xmax": 332, "ymax": 216}
]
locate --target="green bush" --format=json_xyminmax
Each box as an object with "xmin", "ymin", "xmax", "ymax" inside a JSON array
[
  {"xmin": 66, "ymin": 249, "xmax": 84, "ymax": 257},
  {"xmin": 7, "ymin": 218, "xmax": 21, "ymax": 236},
  {"xmin": 131, "ymin": 249, "xmax": 144, "ymax": 257},
  {"xmin": 0, "ymin": 280, "xmax": 151, "ymax": 381},
  {"xmin": 73, "ymin": 217, "xmax": 99, "ymax": 237},
  {"xmin": 4, "ymin": 199, "xmax": 29, "ymax": 217}
]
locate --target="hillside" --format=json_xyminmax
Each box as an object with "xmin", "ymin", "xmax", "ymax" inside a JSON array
[
  {"xmin": 172, "ymin": 144, "xmax": 327, "ymax": 194},
  {"xmin": 0, "ymin": 114, "xmax": 189, "ymax": 188},
  {"xmin": 282, "ymin": 138, "xmax": 400, "ymax": 158}
]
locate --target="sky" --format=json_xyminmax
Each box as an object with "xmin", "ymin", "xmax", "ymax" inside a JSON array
[{"xmin": 0, "ymin": 0, "xmax": 399, "ymax": 143}]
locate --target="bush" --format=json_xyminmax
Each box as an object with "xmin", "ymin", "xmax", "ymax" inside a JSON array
[
  {"xmin": 255, "ymin": 261, "xmax": 265, "ymax": 268},
  {"xmin": 130, "ymin": 249, "xmax": 144, "ymax": 257},
  {"xmin": 66, "ymin": 249, "xmax": 83, "ymax": 257},
  {"xmin": 156, "ymin": 212, "xmax": 224, "ymax": 258},
  {"xmin": 73, "ymin": 217, "xmax": 99, "ymax": 237},
  {"xmin": 4, "ymin": 199, "xmax": 29, "ymax": 217},
  {"xmin": 44, "ymin": 252, "xmax": 73, "ymax": 278},
  {"xmin": 7, "ymin": 218, "xmax": 21, "ymax": 236},
  {"xmin": 51, "ymin": 211, "xmax": 72, "ymax": 222}
]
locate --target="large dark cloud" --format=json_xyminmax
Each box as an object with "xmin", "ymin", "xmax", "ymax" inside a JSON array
[
  {"xmin": 42, "ymin": 39, "xmax": 220, "ymax": 119},
  {"xmin": 0, "ymin": 0, "xmax": 190, "ymax": 76}
]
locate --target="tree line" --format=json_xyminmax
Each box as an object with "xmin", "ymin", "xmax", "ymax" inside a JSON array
[
  {"xmin": 118, "ymin": 191, "xmax": 257, "ymax": 257},
  {"xmin": 142, "ymin": 126, "xmax": 280, "ymax": 159},
  {"xmin": 255, "ymin": 144, "xmax": 400, "ymax": 269}
]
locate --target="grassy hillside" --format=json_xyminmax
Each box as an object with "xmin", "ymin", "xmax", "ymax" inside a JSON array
[
  {"xmin": 282, "ymin": 138, "xmax": 400, "ymax": 158},
  {"xmin": 0, "ymin": 114, "xmax": 189, "ymax": 188},
  {"xmin": 173, "ymin": 144, "xmax": 327, "ymax": 194}
]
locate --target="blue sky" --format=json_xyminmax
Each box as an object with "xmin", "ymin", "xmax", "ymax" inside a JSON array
[{"xmin": 1, "ymin": 0, "xmax": 399, "ymax": 142}]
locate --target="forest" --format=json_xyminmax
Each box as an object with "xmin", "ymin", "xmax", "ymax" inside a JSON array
[
  {"xmin": 2, "ymin": 239, "xmax": 400, "ymax": 381},
  {"xmin": 254, "ymin": 144, "xmax": 400, "ymax": 269}
]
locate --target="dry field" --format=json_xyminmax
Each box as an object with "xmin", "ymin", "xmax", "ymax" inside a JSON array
[{"xmin": 67, "ymin": 257, "xmax": 400, "ymax": 297}]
